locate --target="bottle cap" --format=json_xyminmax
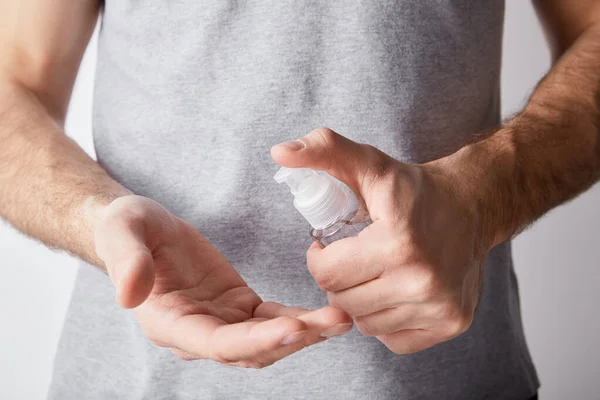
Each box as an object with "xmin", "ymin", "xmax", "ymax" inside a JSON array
[{"xmin": 274, "ymin": 167, "xmax": 357, "ymax": 229}]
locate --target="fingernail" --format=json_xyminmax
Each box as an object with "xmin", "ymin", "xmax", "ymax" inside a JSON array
[
  {"xmin": 320, "ymin": 323, "xmax": 353, "ymax": 338},
  {"xmin": 276, "ymin": 140, "xmax": 305, "ymax": 151},
  {"xmin": 281, "ymin": 330, "xmax": 307, "ymax": 345}
]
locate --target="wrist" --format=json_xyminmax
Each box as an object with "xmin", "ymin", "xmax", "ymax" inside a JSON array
[
  {"xmin": 72, "ymin": 191, "xmax": 134, "ymax": 267},
  {"xmin": 423, "ymin": 125, "xmax": 522, "ymax": 250}
]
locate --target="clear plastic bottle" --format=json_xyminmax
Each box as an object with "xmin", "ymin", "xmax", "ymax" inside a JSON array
[{"xmin": 274, "ymin": 167, "xmax": 373, "ymax": 247}]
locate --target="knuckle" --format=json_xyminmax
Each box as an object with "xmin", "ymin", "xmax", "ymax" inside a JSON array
[
  {"xmin": 433, "ymin": 301, "xmax": 460, "ymax": 321},
  {"xmin": 442, "ymin": 313, "xmax": 472, "ymax": 339},
  {"xmin": 384, "ymin": 236, "xmax": 407, "ymax": 264},
  {"xmin": 406, "ymin": 267, "xmax": 440, "ymax": 302},
  {"xmin": 310, "ymin": 128, "xmax": 339, "ymax": 170},
  {"xmin": 311, "ymin": 127, "xmax": 338, "ymax": 146},
  {"xmin": 309, "ymin": 263, "xmax": 339, "ymax": 291},
  {"xmin": 314, "ymin": 270, "xmax": 337, "ymax": 291}
]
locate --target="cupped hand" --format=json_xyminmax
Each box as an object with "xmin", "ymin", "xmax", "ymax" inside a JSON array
[
  {"xmin": 271, "ymin": 128, "xmax": 491, "ymax": 354},
  {"xmin": 93, "ymin": 195, "xmax": 353, "ymax": 368}
]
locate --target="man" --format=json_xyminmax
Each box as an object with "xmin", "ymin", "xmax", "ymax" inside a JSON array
[{"xmin": 1, "ymin": 0, "xmax": 598, "ymax": 398}]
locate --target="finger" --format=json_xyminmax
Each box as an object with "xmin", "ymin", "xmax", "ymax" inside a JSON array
[
  {"xmin": 270, "ymin": 127, "xmax": 392, "ymax": 194},
  {"xmin": 327, "ymin": 277, "xmax": 401, "ymax": 317},
  {"xmin": 94, "ymin": 214, "xmax": 155, "ymax": 309},
  {"xmin": 170, "ymin": 313, "xmax": 308, "ymax": 362},
  {"xmin": 255, "ymin": 303, "xmax": 353, "ymax": 333},
  {"xmin": 237, "ymin": 306, "xmax": 354, "ymax": 368},
  {"xmin": 296, "ymin": 306, "xmax": 353, "ymax": 337},
  {"xmin": 306, "ymin": 234, "xmax": 386, "ymax": 292},
  {"xmin": 377, "ymin": 329, "xmax": 444, "ymax": 355},
  {"xmin": 253, "ymin": 301, "xmax": 311, "ymax": 318},
  {"xmin": 254, "ymin": 302, "xmax": 353, "ymax": 338}
]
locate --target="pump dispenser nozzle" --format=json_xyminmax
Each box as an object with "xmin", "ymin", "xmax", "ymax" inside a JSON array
[
  {"xmin": 273, "ymin": 167, "xmax": 318, "ymax": 194},
  {"xmin": 274, "ymin": 167, "xmax": 357, "ymax": 230}
]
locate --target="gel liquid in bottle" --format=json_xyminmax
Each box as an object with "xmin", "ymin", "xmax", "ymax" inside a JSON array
[{"xmin": 274, "ymin": 167, "xmax": 372, "ymax": 247}]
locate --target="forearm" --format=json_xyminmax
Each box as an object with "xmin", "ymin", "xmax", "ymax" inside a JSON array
[
  {"xmin": 0, "ymin": 75, "xmax": 132, "ymax": 266},
  {"xmin": 435, "ymin": 24, "xmax": 600, "ymax": 247}
]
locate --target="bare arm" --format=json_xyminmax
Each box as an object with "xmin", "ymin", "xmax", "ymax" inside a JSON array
[
  {"xmin": 264, "ymin": 1, "xmax": 600, "ymax": 355},
  {"xmin": 533, "ymin": 0, "xmax": 600, "ymax": 60},
  {"xmin": 434, "ymin": 0, "xmax": 600, "ymax": 247},
  {"xmin": 0, "ymin": 0, "xmax": 131, "ymax": 267},
  {"xmin": 0, "ymin": 0, "xmax": 353, "ymax": 365}
]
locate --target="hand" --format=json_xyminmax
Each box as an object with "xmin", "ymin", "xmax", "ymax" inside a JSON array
[
  {"xmin": 271, "ymin": 128, "xmax": 491, "ymax": 354},
  {"xmin": 93, "ymin": 195, "xmax": 353, "ymax": 368}
]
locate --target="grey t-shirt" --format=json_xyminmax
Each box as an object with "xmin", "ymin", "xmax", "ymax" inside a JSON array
[{"xmin": 48, "ymin": 1, "xmax": 539, "ymax": 399}]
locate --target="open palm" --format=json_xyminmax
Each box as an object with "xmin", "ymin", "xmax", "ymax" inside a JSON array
[{"xmin": 94, "ymin": 196, "xmax": 352, "ymax": 368}]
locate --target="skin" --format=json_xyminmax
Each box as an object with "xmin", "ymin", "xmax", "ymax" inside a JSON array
[
  {"xmin": 271, "ymin": 2, "xmax": 600, "ymax": 353},
  {"xmin": 0, "ymin": 0, "xmax": 352, "ymax": 369},
  {"xmin": 0, "ymin": 0, "xmax": 598, "ymax": 366}
]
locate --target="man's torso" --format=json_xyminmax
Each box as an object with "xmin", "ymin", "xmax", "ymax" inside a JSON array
[{"xmin": 48, "ymin": 1, "xmax": 539, "ymax": 399}]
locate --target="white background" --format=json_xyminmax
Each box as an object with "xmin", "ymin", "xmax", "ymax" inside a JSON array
[{"xmin": 1, "ymin": 1, "xmax": 600, "ymax": 399}]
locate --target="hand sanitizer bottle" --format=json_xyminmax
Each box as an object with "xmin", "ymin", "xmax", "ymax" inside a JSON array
[{"xmin": 274, "ymin": 167, "xmax": 372, "ymax": 247}]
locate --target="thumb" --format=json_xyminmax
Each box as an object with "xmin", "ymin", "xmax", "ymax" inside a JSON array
[
  {"xmin": 270, "ymin": 128, "xmax": 392, "ymax": 193},
  {"xmin": 94, "ymin": 211, "xmax": 155, "ymax": 309}
]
